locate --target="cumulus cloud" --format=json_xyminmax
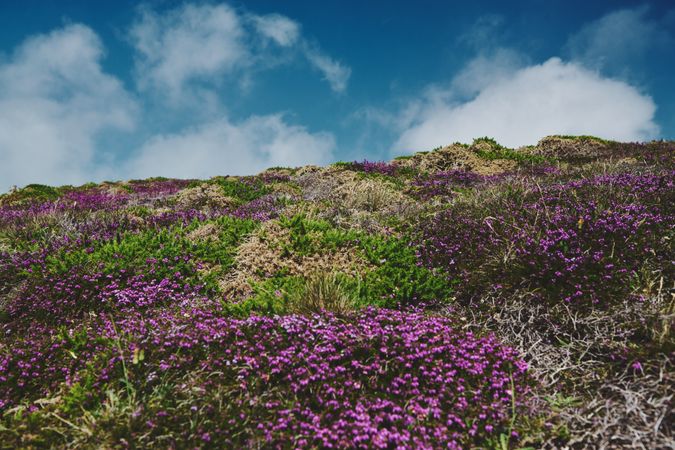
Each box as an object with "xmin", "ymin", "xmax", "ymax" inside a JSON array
[
  {"xmin": 130, "ymin": 2, "xmax": 350, "ymax": 98},
  {"xmin": 393, "ymin": 57, "xmax": 658, "ymax": 152},
  {"xmin": 0, "ymin": 24, "xmax": 137, "ymax": 189},
  {"xmin": 566, "ymin": 6, "xmax": 673, "ymax": 74},
  {"xmin": 127, "ymin": 114, "xmax": 335, "ymax": 179}
]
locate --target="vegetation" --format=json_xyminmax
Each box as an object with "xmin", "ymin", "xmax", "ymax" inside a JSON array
[{"xmin": 0, "ymin": 136, "xmax": 673, "ymax": 448}]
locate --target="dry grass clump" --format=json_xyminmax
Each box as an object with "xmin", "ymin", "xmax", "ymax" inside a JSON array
[
  {"xmin": 333, "ymin": 177, "xmax": 407, "ymax": 212},
  {"xmin": 327, "ymin": 177, "xmax": 423, "ymax": 233},
  {"xmin": 293, "ymin": 166, "xmax": 359, "ymax": 202},
  {"xmin": 174, "ymin": 183, "xmax": 236, "ymax": 210},
  {"xmin": 186, "ymin": 222, "xmax": 221, "ymax": 242},
  {"xmin": 528, "ymin": 136, "xmax": 610, "ymax": 162},
  {"xmin": 393, "ymin": 143, "xmax": 517, "ymax": 175},
  {"xmin": 293, "ymin": 166, "xmax": 422, "ymax": 233},
  {"xmin": 220, "ymin": 220, "xmax": 370, "ymax": 300},
  {"xmin": 269, "ymin": 182, "xmax": 301, "ymax": 198},
  {"xmin": 288, "ymin": 271, "xmax": 358, "ymax": 316}
]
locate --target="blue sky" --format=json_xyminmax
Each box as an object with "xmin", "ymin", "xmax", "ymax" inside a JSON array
[{"xmin": 0, "ymin": 0, "xmax": 673, "ymax": 188}]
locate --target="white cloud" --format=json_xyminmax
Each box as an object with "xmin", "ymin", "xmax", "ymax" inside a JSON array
[
  {"xmin": 130, "ymin": 3, "xmax": 248, "ymax": 100},
  {"xmin": 127, "ymin": 114, "xmax": 335, "ymax": 179},
  {"xmin": 0, "ymin": 24, "xmax": 137, "ymax": 189},
  {"xmin": 393, "ymin": 57, "xmax": 658, "ymax": 152},
  {"xmin": 566, "ymin": 6, "xmax": 672, "ymax": 74},
  {"xmin": 253, "ymin": 14, "xmax": 300, "ymax": 47},
  {"xmin": 130, "ymin": 2, "xmax": 350, "ymax": 98},
  {"xmin": 0, "ymin": 5, "xmax": 344, "ymax": 191},
  {"xmin": 303, "ymin": 45, "xmax": 351, "ymax": 93}
]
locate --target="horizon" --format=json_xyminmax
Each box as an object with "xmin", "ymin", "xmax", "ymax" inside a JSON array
[{"xmin": 1, "ymin": 0, "xmax": 674, "ymax": 189}]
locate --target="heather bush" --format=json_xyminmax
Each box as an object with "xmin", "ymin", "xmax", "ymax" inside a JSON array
[
  {"xmin": 418, "ymin": 172, "xmax": 673, "ymax": 307},
  {"xmin": 1, "ymin": 307, "xmax": 534, "ymax": 449},
  {"xmin": 336, "ymin": 159, "xmax": 418, "ymax": 190},
  {"xmin": 7, "ymin": 216, "xmax": 259, "ymax": 304},
  {"xmin": 409, "ymin": 170, "xmax": 486, "ymax": 201}
]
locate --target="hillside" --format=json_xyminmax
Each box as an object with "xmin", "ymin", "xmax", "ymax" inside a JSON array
[{"xmin": 0, "ymin": 136, "xmax": 673, "ymax": 448}]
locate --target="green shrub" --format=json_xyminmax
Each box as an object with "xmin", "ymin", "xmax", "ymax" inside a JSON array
[
  {"xmin": 222, "ymin": 274, "xmax": 304, "ymax": 317},
  {"xmin": 44, "ymin": 217, "xmax": 257, "ymax": 287},
  {"xmin": 3, "ymin": 184, "xmax": 62, "ymax": 204},
  {"xmin": 473, "ymin": 137, "xmax": 552, "ymax": 165},
  {"xmin": 357, "ymin": 235, "xmax": 454, "ymax": 307},
  {"xmin": 214, "ymin": 177, "xmax": 272, "ymax": 204},
  {"xmin": 278, "ymin": 214, "xmax": 359, "ymax": 257}
]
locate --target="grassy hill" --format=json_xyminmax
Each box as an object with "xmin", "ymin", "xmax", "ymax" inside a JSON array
[{"xmin": 0, "ymin": 136, "xmax": 673, "ymax": 448}]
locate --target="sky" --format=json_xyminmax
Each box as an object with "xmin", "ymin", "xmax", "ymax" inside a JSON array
[{"xmin": 0, "ymin": 0, "xmax": 673, "ymax": 189}]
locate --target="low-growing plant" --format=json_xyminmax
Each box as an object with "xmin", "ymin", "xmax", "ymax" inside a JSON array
[
  {"xmin": 0, "ymin": 307, "xmax": 535, "ymax": 449},
  {"xmin": 418, "ymin": 172, "xmax": 673, "ymax": 308},
  {"xmin": 288, "ymin": 271, "xmax": 358, "ymax": 316},
  {"xmin": 213, "ymin": 176, "xmax": 272, "ymax": 204},
  {"xmin": 278, "ymin": 214, "xmax": 359, "ymax": 257},
  {"xmin": 473, "ymin": 137, "xmax": 552, "ymax": 165},
  {"xmin": 357, "ymin": 234, "xmax": 455, "ymax": 307}
]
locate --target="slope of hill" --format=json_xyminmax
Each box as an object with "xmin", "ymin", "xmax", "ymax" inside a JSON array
[{"xmin": 0, "ymin": 136, "xmax": 673, "ymax": 448}]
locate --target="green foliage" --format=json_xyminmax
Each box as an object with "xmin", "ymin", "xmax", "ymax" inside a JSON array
[
  {"xmin": 278, "ymin": 214, "xmax": 359, "ymax": 257},
  {"xmin": 44, "ymin": 217, "xmax": 257, "ymax": 286},
  {"xmin": 3, "ymin": 184, "xmax": 62, "ymax": 204},
  {"xmin": 357, "ymin": 235, "xmax": 454, "ymax": 307},
  {"xmin": 265, "ymin": 166, "xmax": 297, "ymax": 172},
  {"xmin": 129, "ymin": 177, "xmax": 170, "ymax": 183},
  {"xmin": 214, "ymin": 177, "xmax": 272, "ymax": 204},
  {"xmin": 222, "ymin": 274, "xmax": 304, "ymax": 317},
  {"xmin": 473, "ymin": 137, "xmax": 552, "ymax": 164},
  {"xmin": 223, "ymin": 222, "xmax": 453, "ymax": 313},
  {"xmin": 331, "ymin": 161, "xmax": 352, "ymax": 169},
  {"xmin": 124, "ymin": 205, "xmax": 153, "ymax": 218}
]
